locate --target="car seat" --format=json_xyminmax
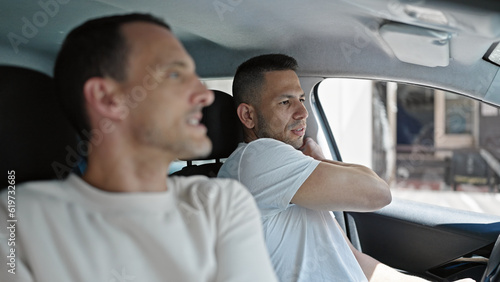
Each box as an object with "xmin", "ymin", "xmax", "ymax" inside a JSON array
[
  {"xmin": 170, "ymin": 90, "xmax": 243, "ymax": 177},
  {"xmin": 0, "ymin": 66, "xmax": 78, "ymax": 189},
  {"xmin": 169, "ymin": 89, "xmax": 355, "ymax": 243}
]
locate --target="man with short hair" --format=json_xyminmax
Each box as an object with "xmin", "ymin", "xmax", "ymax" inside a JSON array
[
  {"xmin": 219, "ymin": 54, "xmax": 472, "ymax": 282},
  {"xmin": 0, "ymin": 14, "xmax": 278, "ymax": 282}
]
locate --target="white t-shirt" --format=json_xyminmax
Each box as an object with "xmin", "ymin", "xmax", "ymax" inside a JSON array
[
  {"xmin": 218, "ymin": 138, "xmax": 368, "ymax": 282},
  {"xmin": 0, "ymin": 174, "xmax": 278, "ymax": 282}
]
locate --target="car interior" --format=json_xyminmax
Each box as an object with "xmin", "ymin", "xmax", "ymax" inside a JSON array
[
  {"xmin": 0, "ymin": 65, "xmax": 78, "ymax": 184},
  {"xmin": 171, "ymin": 90, "xmax": 243, "ymax": 178},
  {"xmin": 2, "ymin": 0, "xmax": 500, "ymax": 281}
]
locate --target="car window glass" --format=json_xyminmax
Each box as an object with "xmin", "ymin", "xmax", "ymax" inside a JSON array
[{"xmin": 317, "ymin": 78, "xmax": 500, "ymax": 216}]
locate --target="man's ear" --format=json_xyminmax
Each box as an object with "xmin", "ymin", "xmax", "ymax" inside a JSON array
[
  {"xmin": 83, "ymin": 77, "xmax": 126, "ymax": 121},
  {"xmin": 236, "ymin": 103, "xmax": 256, "ymax": 129}
]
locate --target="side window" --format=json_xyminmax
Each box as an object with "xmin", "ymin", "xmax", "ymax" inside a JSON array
[{"xmin": 316, "ymin": 78, "xmax": 500, "ymax": 216}]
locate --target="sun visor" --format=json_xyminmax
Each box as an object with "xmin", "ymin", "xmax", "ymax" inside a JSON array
[{"xmin": 380, "ymin": 23, "xmax": 450, "ymax": 67}]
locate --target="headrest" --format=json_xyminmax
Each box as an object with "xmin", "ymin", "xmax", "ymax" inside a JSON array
[
  {"xmin": 201, "ymin": 90, "xmax": 243, "ymax": 160},
  {"xmin": 0, "ymin": 66, "xmax": 78, "ymax": 187}
]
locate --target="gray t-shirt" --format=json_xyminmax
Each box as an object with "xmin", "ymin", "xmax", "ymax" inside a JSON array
[{"xmin": 219, "ymin": 138, "xmax": 368, "ymax": 282}]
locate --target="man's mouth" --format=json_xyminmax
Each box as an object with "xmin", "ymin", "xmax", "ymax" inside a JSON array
[
  {"xmin": 187, "ymin": 112, "xmax": 204, "ymax": 128},
  {"xmin": 187, "ymin": 117, "xmax": 200, "ymax": 125},
  {"xmin": 291, "ymin": 127, "xmax": 305, "ymax": 136}
]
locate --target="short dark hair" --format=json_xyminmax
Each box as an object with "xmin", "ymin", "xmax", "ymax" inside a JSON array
[
  {"xmin": 53, "ymin": 13, "xmax": 170, "ymax": 141},
  {"xmin": 232, "ymin": 54, "xmax": 298, "ymax": 107}
]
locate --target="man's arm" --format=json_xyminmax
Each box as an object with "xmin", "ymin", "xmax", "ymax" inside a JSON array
[{"xmin": 291, "ymin": 137, "xmax": 391, "ymax": 212}]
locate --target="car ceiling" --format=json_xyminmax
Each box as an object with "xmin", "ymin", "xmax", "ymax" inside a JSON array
[{"xmin": 1, "ymin": 0, "xmax": 500, "ymax": 106}]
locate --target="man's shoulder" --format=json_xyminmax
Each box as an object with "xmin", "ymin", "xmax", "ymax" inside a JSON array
[
  {"xmin": 237, "ymin": 138, "xmax": 298, "ymax": 159},
  {"xmin": 169, "ymin": 175, "xmax": 251, "ymax": 201},
  {"xmin": 2, "ymin": 178, "xmax": 67, "ymax": 199},
  {"xmin": 0, "ymin": 177, "xmax": 72, "ymax": 214},
  {"xmin": 254, "ymin": 138, "xmax": 302, "ymax": 154},
  {"xmin": 168, "ymin": 176, "xmax": 257, "ymax": 219},
  {"xmin": 222, "ymin": 139, "xmax": 293, "ymax": 162},
  {"xmin": 219, "ymin": 138, "xmax": 311, "ymax": 181},
  {"xmin": 248, "ymin": 138, "xmax": 292, "ymax": 149}
]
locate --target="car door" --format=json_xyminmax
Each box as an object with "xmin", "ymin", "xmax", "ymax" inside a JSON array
[{"xmin": 309, "ymin": 77, "xmax": 500, "ymax": 281}]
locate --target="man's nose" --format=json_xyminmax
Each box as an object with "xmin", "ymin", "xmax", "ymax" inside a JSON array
[
  {"xmin": 192, "ymin": 78, "xmax": 214, "ymax": 107},
  {"xmin": 294, "ymin": 101, "xmax": 308, "ymax": 120}
]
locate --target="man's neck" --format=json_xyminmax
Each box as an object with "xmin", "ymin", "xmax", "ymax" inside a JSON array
[{"xmin": 82, "ymin": 149, "xmax": 173, "ymax": 193}]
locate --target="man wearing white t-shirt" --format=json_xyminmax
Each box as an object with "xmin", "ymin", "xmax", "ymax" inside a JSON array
[
  {"xmin": 218, "ymin": 54, "xmax": 473, "ymax": 282},
  {"xmin": 0, "ymin": 14, "xmax": 278, "ymax": 282}
]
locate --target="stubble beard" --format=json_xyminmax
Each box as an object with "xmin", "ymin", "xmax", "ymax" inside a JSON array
[
  {"xmin": 135, "ymin": 122, "xmax": 212, "ymax": 160},
  {"xmin": 255, "ymin": 110, "xmax": 303, "ymax": 149}
]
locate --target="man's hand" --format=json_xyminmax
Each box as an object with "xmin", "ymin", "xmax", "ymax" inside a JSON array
[{"xmin": 299, "ymin": 137, "xmax": 325, "ymax": 160}]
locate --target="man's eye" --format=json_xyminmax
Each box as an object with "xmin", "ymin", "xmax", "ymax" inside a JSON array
[
  {"xmin": 280, "ymin": 100, "xmax": 289, "ymax": 105},
  {"xmin": 300, "ymin": 99, "xmax": 305, "ymax": 103},
  {"xmin": 168, "ymin": 72, "xmax": 180, "ymax": 79}
]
